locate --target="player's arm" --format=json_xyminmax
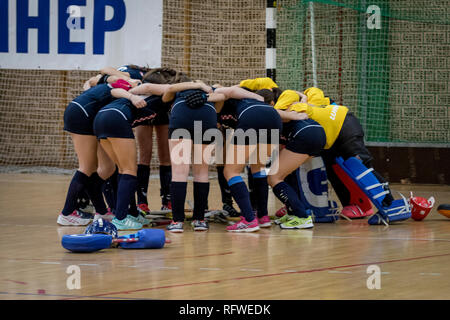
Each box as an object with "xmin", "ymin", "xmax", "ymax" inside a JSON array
[
  {"xmin": 276, "ymin": 109, "xmax": 309, "ymax": 122},
  {"xmin": 206, "ymin": 92, "xmax": 227, "ymax": 113},
  {"xmin": 110, "ymin": 88, "xmax": 147, "ymax": 109},
  {"xmin": 162, "ymin": 81, "xmax": 213, "ymax": 103},
  {"xmin": 129, "ymin": 83, "xmax": 170, "ymax": 96},
  {"xmin": 213, "ymin": 86, "xmax": 264, "ymax": 102},
  {"xmin": 100, "ymin": 66, "xmax": 130, "ymax": 80},
  {"xmin": 83, "ymin": 74, "xmax": 102, "ymax": 91}
]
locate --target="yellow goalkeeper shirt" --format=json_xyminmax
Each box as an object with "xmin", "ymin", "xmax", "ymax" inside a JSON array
[
  {"xmin": 274, "ymin": 89, "xmax": 348, "ymax": 149},
  {"xmin": 239, "ymin": 77, "xmax": 278, "ymax": 91}
]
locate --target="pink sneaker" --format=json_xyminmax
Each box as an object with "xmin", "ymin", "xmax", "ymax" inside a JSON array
[
  {"xmin": 275, "ymin": 206, "xmax": 288, "ymax": 218},
  {"xmin": 94, "ymin": 208, "xmax": 115, "ymax": 222},
  {"xmin": 341, "ymin": 205, "xmax": 373, "ymax": 219},
  {"xmin": 226, "ymin": 216, "xmax": 260, "ymax": 232},
  {"xmin": 258, "ymin": 215, "xmax": 272, "ymax": 228}
]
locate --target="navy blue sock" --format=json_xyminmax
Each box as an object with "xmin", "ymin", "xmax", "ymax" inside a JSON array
[
  {"xmin": 62, "ymin": 170, "xmax": 90, "ymax": 215},
  {"xmin": 283, "ymin": 170, "xmax": 300, "ymax": 213},
  {"xmin": 252, "ymin": 171, "xmax": 269, "ymax": 218},
  {"xmin": 170, "ymin": 181, "xmax": 187, "ymax": 222},
  {"xmin": 247, "ymin": 167, "xmax": 257, "ymax": 211},
  {"xmin": 77, "ymin": 189, "xmax": 90, "ymax": 210},
  {"xmin": 217, "ymin": 166, "xmax": 232, "ymax": 205},
  {"xmin": 102, "ymin": 168, "xmax": 118, "ymax": 210},
  {"xmin": 193, "ymin": 182, "xmax": 209, "ymax": 220},
  {"xmin": 115, "ymin": 174, "xmax": 137, "ymax": 220},
  {"xmin": 228, "ymin": 176, "xmax": 255, "ymax": 222},
  {"xmin": 272, "ymin": 182, "xmax": 309, "ymax": 218},
  {"xmin": 159, "ymin": 165, "xmax": 172, "ymax": 205},
  {"xmin": 86, "ymin": 173, "xmax": 108, "ymax": 215},
  {"xmin": 128, "ymin": 191, "xmax": 139, "ymax": 217},
  {"xmin": 136, "ymin": 164, "xmax": 150, "ymax": 205}
]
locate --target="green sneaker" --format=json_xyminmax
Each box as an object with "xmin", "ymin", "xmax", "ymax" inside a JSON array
[
  {"xmin": 274, "ymin": 214, "xmax": 292, "ymax": 225},
  {"xmin": 280, "ymin": 216, "xmax": 314, "ymax": 229},
  {"xmin": 131, "ymin": 213, "xmax": 151, "ymax": 226},
  {"xmin": 112, "ymin": 216, "xmax": 143, "ymax": 231}
]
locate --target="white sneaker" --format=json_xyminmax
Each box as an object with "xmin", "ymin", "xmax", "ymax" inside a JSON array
[{"xmin": 57, "ymin": 210, "xmax": 92, "ymax": 226}]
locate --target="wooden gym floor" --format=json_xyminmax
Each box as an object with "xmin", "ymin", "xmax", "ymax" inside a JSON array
[{"xmin": 0, "ymin": 173, "xmax": 449, "ymax": 300}]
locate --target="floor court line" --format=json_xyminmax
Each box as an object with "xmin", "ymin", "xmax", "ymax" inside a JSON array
[
  {"xmin": 2, "ymin": 279, "xmax": 27, "ymax": 285},
  {"xmin": 61, "ymin": 251, "xmax": 450, "ymax": 300}
]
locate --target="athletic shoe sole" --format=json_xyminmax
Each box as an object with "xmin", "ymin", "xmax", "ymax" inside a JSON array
[
  {"xmin": 115, "ymin": 227, "xmax": 142, "ymax": 231},
  {"xmin": 167, "ymin": 229, "xmax": 184, "ymax": 233},
  {"xmin": 226, "ymin": 226, "xmax": 260, "ymax": 232},
  {"xmin": 193, "ymin": 227, "xmax": 209, "ymax": 231},
  {"xmin": 280, "ymin": 222, "xmax": 314, "ymax": 229},
  {"xmin": 258, "ymin": 222, "xmax": 272, "ymax": 228}
]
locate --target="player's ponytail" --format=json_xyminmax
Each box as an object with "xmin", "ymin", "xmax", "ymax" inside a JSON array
[
  {"xmin": 173, "ymin": 70, "xmax": 191, "ymax": 83},
  {"xmin": 272, "ymin": 87, "xmax": 283, "ymax": 104},
  {"xmin": 142, "ymin": 68, "xmax": 191, "ymax": 84},
  {"xmin": 255, "ymin": 89, "xmax": 275, "ymax": 105},
  {"xmin": 128, "ymin": 64, "xmax": 152, "ymax": 74}
]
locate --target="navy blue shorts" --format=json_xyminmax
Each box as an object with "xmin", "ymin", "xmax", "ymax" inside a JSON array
[
  {"xmin": 137, "ymin": 110, "xmax": 170, "ymax": 126},
  {"xmin": 63, "ymin": 102, "xmax": 94, "ymax": 135},
  {"xmin": 285, "ymin": 120, "xmax": 326, "ymax": 156},
  {"xmin": 93, "ymin": 109, "xmax": 134, "ymax": 139},
  {"xmin": 168, "ymin": 100, "xmax": 217, "ymax": 144},
  {"xmin": 232, "ymin": 106, "xmax": 282, "ymax": 145}
]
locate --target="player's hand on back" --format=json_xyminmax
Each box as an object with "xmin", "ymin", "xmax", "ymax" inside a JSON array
[{"xmin": 131, "ymin": 95, "xmax": 147, "ymax": 108}]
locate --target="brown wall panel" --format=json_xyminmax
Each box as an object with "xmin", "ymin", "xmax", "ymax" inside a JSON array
[{"xmin": 368, "ymin": 147, "xmax": 450, "ymax": 185}]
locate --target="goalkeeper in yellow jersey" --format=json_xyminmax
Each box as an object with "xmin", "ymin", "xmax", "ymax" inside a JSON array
[{"xmin": 274, "ymin": 87, "xmax": 395, "ymax": 218}]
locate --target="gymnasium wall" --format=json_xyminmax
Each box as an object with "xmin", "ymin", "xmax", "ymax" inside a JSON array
[
  {"xmin": 276, "ymin": 0, "xmax": 450, "ymax": 144},
  {"xmin": 0, "ymin": 0, "xmax": 448, "ymax": 184},
  {"xmin": 0, "ymin": 0, "xmax": 267, "ymax": 171}
]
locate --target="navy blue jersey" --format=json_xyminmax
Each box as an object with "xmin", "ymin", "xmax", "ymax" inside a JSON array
[
  {"xmin": 169, "ymin": 89, "xmax": 217, "ymax": 143},
  {"xmin": 218, "ymin": 98, "xmax": 273, "ymax": 129},
  {"xmin": 71, "ymin": 83, "xmax": 114, "ymax": 118},
  {"xmin": 117, "ymin": 65, "xmax": 144, "ymax": 80},
  {"xmin": 98, "ymin": 95, "xmax": 162, "ymax": 127}
]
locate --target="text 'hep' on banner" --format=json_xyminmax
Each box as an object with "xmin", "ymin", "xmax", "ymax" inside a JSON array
[{"xmin": 0, "ymin": 0, "xmax": 162, "ymax": 70}]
